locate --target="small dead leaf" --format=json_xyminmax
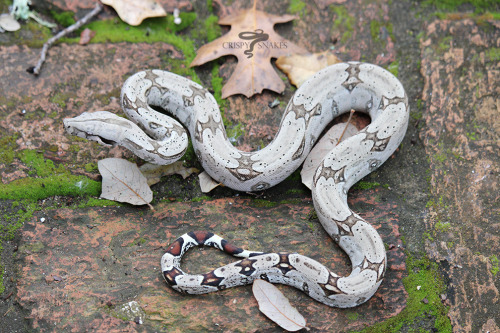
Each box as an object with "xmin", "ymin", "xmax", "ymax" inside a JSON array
[
  {"xmin": 79, "ymin": 28, "xmax": 96, "ymax": 45},
  {"xmin": 139, "ymin": 161, "xmax": 199, "ymax": 186},
  {"xmin": 301, "ymin": 122, "xmax": 358, "ymax": 189},
  {"xmin": 98, "ymin": 158, "xmax": 153, "ymax": 208},
  {"xmin": 198, "ymin": 171, "xmax": 221, "ymax": 193},
  {"xmin": 190, "ymin": 5, "xmax": 307, "ymax": 98},
  {"xmin": 100, "ymin": 0, "xmax": 166, "ymax": 26},
  {"xmin": 252, "ymin": 279, "xmax": 309, "ymax": 332},
  {"xmin": 276, "ymin": 50, "xmax": 342, "ymax": 87},
  {"xmin": 0, "ymin": 14, "xmax": 21, "ymax": 32}
]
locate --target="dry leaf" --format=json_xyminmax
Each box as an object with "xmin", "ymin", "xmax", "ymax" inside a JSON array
[
  {"xmin": 139, "ymin": 161, "xmax": 199, "ymax": 186},
  {"xmin": 98, "ymin": 158, "xmax": 153, "ymax": 208},
  {"xmin": 190, "ymin": 6, "xmax": 307, "ymax": 98},
  {"xmin": 79, "ymin": 28, "xmax": 96, "ymax": 45},
  {"xmin": 252, "ymin": 279, "xmax": 309, "ymax": 332},
  {"xmin": 301, "ymin": 122, "xmax": 358, "ymax": 189},
  {"xmin": 100, "ymin": 0, "xmax": 166, "ymax": 26},
  {"xmin": 198, "ymin": 171, "xmax": 221, "ymax": 193},
  {"xmin": 0, "ymin": 14, "xmax": 21, "ymax": 32},
  {"xmin": 276, "ymin": 50, "xmax": 342, "ymax": 87}
]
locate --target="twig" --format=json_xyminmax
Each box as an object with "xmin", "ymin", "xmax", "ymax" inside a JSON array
[
  {"xmin": 27, "ymin": 2, "xmax": 103, "ymax": 76},
  {"xmin": 336, "ymin": 109, "xmax": 356, "ymax": 146}
]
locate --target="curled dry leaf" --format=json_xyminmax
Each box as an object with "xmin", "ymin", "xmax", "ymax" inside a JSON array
[
  {"xmin": 139, "ymin": 161, "xmax": 199, "ymax": 186},
  {"xmin": 190, "ymin": 5, "xmax": 307, "ymax": 98},
  {"xmin": 198, "ymin": 171, "xmax": 221, "ymax": 193},
  {"xmin": 301, "ymin": 122, "xmax": 358, "ymax": 189},
  {"xmin": 276, "ymin": 50, "xmax": 342, "ymax": 87},
  {"xmin": 0, "ymin": 14, "xmax": 21, "ymax": 32},
  {"xmin": 100, "ymin": 0, "xmax": 166, "ymax": 26},
  {"xmin": 252, "ymin": 279, "xmax": 309, "ymax": 332},
  {"xmin": 79, "ymin": 28, "xmax": 96, "ymax": 45},
  {"xmin": 98, "ymin": 158, "xmax": 153, "ymax": 208}
]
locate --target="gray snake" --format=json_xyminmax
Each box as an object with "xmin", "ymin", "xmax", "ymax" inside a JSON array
[{"xmin": 64, "ymin": 62, "xmax": 409, "ymax": 307}]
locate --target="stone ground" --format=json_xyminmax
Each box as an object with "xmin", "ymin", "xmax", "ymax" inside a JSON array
[{"xmin": 0, "ymin": 0, "xmax": 498, "ymax": 332}]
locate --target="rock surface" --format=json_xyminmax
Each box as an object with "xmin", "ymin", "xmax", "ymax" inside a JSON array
[{"xmin": 0, "ymin": 0, "xmax": 498, "ymax": 332}]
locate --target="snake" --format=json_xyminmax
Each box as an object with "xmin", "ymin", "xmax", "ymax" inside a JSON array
[{"xmin": 63, "ymin": 62, "xmax": 409, "ymax": 308}]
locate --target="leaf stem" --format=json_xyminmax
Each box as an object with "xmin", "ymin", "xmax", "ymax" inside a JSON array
[{"xmin": 336, "ymin": 109, "xmax": 355, "ymax": 146}]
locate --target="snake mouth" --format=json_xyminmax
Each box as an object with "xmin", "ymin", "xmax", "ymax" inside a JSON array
[{"xmin": 90, "ymin": 135, "xmax": 117, "ymax": 147}]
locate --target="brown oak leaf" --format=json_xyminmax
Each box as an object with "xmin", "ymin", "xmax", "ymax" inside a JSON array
[{"xmin": 190, "ymin": 6, "xmax": 307, "ymax": 98}]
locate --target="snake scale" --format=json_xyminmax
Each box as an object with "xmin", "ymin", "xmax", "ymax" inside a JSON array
[{"xmin": 64, "ymin": 62, "xmax": 409, "ymax": 308}]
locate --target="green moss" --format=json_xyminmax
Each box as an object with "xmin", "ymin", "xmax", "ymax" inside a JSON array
[
  {"xmin": 0, "ymin": 175, "xmax": 101, "ymax": 201},
  {"xmin": 331, "ymin": 6, "xmax": 355, "ymax": 44},
  {"xmin": 14, "ymin": 20, "xmax": 52, "ymax": 48},
  {"xmin": 0, "ymin": 201, "xmax": 37, "ymax": 294},
  {"xmin": 288, "ymin": 0, "xmax": 306, "ymax": 14},
  {"xmin": 191, "ymin": 196, "xmax": 211, "ymax": 202},
  {"xmin": 61, "ymin": 17, "xmax": 197, "ymax": 63},
  {"xmin": 181, "ymin": 140, "xmax": 197, "ymax": 164},
  {"xmin": 370, "ymin": 20, "xmax": 394, "ymax": 44},
  {"xmin": 0, "ymin": 150, "xmax": 101, "ymax": 201},
  {"xmin": 353, "ymin": 181, "xmax": 387, "ymax": 190},
  {"xmin": 211, "ymin": 64, "xmax": 226, "ymax": 111},
  {"xmin": 51, "ymin": 10, "xmax": 76, "ymax": 27},
  {"xmin": 370, "ymin": 20, "xmax": 381, "ymax": 41},
  {"xmin": 279, "ymin": 198, "xmax": 303, "ymax": 205},
  {"xmin": 0, "ymin": 133, "xmax": 19, "ymax": 165},
  {"xmin": 251, "ymin": 199, "xmax": 278, "ymax": 208},
  {"xmin": 78, "ymin": 197, "xmax": 122, "ymax": 208},
  {"xmin": 485, "ymin": 47, "xmax": 500, "ymax": 61},
  {"xmin": 226, "ymin": 122, "xmax": 245, "ymax": 145},
  {"xmin": 347, "ymin": 311, "xmax": 359, "ymax": 321},
  {"xmin": 437, "ymin": 36, "xmax": 453, "ymax": 53},
  {"xmin": 490, "ymin": 255, "xmax": 499, "ymax": 276},
  {"xmin": 423, "ymin": 0, "xmax": 498, "ymax": 13},
  {"xmin": 434, "ymin": 153, "xmax": 447, "ymax": 163},
  {"xmin": 286, "ymin": 188, "xmax": 306, "ymax": 195},
  {"xmin": 84, "ymin": 162, "xmax": 98, "ymax": 173},
  {"xmin": 49, "ymin": 91, "xmax": 73, "ymax": 108},
  {"xmin": 435, "ymin": 221, "xmax": 451, "ymax": 232},
  {"xmin": 19, "ymin": 150, "xmax": 64, "ymax": 177},
  {"xmin": 206, "ymin": 0, "xmax": 213, "ymax": 12},
  {"xmin": 166, "ymin": 12, "xmax": 197, "ymax": 33},
  {"xmin": 204, "ymin": 14, "xmax": 221, "ymax": 42},
  {"xmin": 387, "ymin": 60, "xmax": 399, "ymax": 77},
  {"xmin": 360, "ymin": 256, "xmax": 452, "ymax": 332}
]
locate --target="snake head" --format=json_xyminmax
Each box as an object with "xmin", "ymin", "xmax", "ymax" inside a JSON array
[{"xmin": 63, "ymin": 111, "xmax": 130, "ymax": 147}]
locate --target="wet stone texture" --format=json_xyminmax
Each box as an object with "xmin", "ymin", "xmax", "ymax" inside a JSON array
[
  {"xmin": 17, "ymin": 197, "xmax": 406, "ymax": 332},
  {"xmin": 420, "ymin": 19, "xmax": 499, "ymax": 333},
  {"xmin": 0, "ymin": 0, "xmax": 498, "ymax": 332}
]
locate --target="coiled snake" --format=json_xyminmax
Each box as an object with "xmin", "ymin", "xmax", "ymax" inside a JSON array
[{"xmin": 64, "ymin": 62, "xmax": 409, "ymax": 308}]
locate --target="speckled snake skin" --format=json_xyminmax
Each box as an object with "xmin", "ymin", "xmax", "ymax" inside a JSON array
[{"xmin": 64, "ymin": 62, "xmax": 409, "ymax": 307}]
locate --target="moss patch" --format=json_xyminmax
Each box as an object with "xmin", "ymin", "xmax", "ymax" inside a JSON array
[
  {"xmin": 250, "ymin": 199, "xmax": 279, "ymax": 208},
  {"xmin": 352, "ymin": 181, "xmax": 388, "ymax": 190},
  {"xmin": 490, "ymin": 255, "xmax": 499, "ymax": 276},
  {"xmin": 288, "ymin": 0, "xmax": 306, "ymax": 14},
  {"xmin": 0, "ymin": 150, "xmax": 101, "ymax": 201},
  {"xmin": 387, "ymin": 60, "xmax": 399, "ymax": 77},
  {"xmin": 370, "ymin": 20, "xmax": 394, "ymax": 44},
  {"xmin": 360, "ymin": 255, "xmax": 452, "ymax": 332},
  {"xmin": 423, "ymin": 0, "xmax": 498, "ymax": 13},
  {"xmin": 331, "ymin": 6, "xmax": 355, "ymax": 44},
  {"xmin": 0, "ymin": 133, "xmax": 19, "ymax": 165},
  {"xmin": 51, "ymin": 10, "xmax": 76, "ymax": 27},
  {"xmin": 0, "ymin": 201, "xmax": 37, "ymax": 294}
]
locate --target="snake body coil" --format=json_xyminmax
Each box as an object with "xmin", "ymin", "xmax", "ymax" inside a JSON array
[{"xmin": 64, "ymin": 62, "xmax": 409, "ymax": 307}]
